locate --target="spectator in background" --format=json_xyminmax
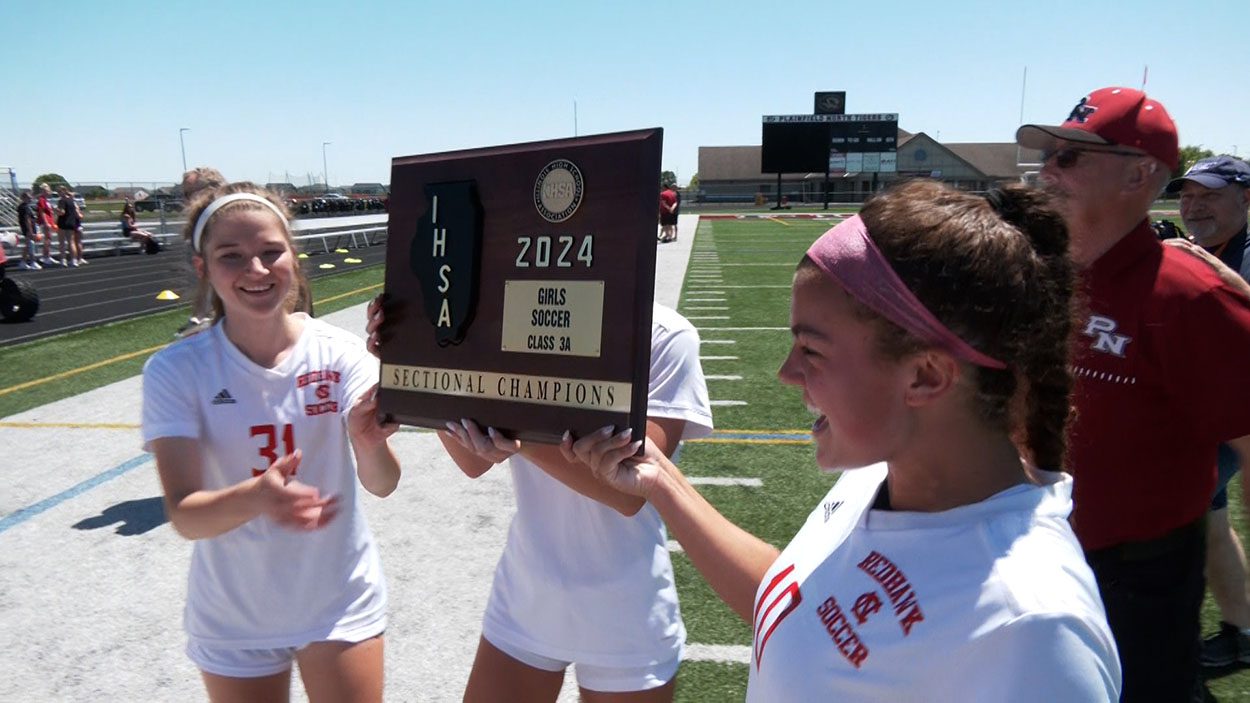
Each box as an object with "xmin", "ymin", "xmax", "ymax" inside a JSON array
[
  {"xmin": 181, "ymin": 166, "xmax": 227, "ymax": 202},
  {"xmin": 121, "ymin": 198, "xmax": 161, "ymax": 254},
  {"xmin": 658, "ymin": 183, "xmax": 678, "ymax": 243},
  {"xmin": 56, "ymin": 185, "xmax": 85, "ymax": 267},
  {"xmin": 1165, "ymin": 155, "xmax": 1250, "ymax": 669},
  {"xmin": 36, "ymin": 183, "xmax": 57, "ymax": 267},
  {"xmin": 1016, "ymin": 87, "xmax": 1250, "ymax": 701},
  {"xmin": 16, "ymin": 191, "xmax": 42, "ymax": 270}
]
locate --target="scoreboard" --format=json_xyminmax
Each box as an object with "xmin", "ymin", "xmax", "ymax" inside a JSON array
[
  {"xmin": 760, "ymin": 119, "xmax": 831, "ymax": 173},
  {"xmin": 762, "ymin": 113, "xmax": 898, "ymax": 174}
]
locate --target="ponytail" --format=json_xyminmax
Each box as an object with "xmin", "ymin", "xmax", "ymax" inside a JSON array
[{"xmin": 985, "ymin": 186, "xmax": 1076, "ymax": 471}]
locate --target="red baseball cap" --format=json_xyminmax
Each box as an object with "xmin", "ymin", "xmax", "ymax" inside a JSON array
[{"xmin": 1016, "ymin": 87, "xmax": 1179, "ymax": 171}]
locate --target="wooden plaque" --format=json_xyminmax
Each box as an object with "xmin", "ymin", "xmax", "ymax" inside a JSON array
[{"xmin": 377, "ymin": 128, "xmax": 662, "ymax": 444}]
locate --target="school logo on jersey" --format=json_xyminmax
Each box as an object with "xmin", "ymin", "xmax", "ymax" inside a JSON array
[
  {"xmin": 410, "ymin": 181, "xmax": 483, "ymax": 346},
  {"xmin": 857, "ymin": 550, "xmax": 926, "ymax": 636},
  {"xmin": 1082, "ymin": 314, "xmax": 1131, "ymax": 357},
  {"xmin": 753, "ymin": 563, "xmax": 802, "ymax": 669},
  {"xmin": 533, "ymin": 159, "xmax": 583, "ymax": 223},
  {"xmin": 211, "ymin": 389, "xmax": 236, "ymax": 405},
  {"xmin": 298, "ymin": 369, "xmax": 343, "ymax": 416},
  {"xmin": 813, "ymin": 593, "xmax": 871, "ymax": 669},
  {"xmin": 1067, "ymin": 97, "xmax": 1096, "ymax": 123}
]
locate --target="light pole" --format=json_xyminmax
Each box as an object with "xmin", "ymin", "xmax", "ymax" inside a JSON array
[
  {"xmin": 322, "ymin": 141, "xmax": 332, "ymax": 193},
  {"xmin": 179, "ymin": 128, "xmax": 190, "ymax": 173}
]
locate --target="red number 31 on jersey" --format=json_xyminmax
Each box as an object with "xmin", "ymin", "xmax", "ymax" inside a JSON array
[{"xmin": 250, "ymin": 423, "xmax": 296, "ymax": 477}]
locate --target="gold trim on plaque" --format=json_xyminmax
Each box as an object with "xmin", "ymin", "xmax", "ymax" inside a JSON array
[{"xmin": 381, "ymin": 364, "xmax": 632, "ymax": 413}]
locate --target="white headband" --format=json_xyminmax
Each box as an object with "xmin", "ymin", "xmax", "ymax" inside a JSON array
[{"xmin": 192, "ymin": 193, "xmax": 289, "ymax": 253}]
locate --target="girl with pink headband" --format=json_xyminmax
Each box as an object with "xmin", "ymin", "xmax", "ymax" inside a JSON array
[
  {"xmin": 568, "ymin": 180, "xmax": 1121, "ymax": 701},
  {"xmin": 142, "ymin": 182, "xmax": 402, "ymax": 701}
]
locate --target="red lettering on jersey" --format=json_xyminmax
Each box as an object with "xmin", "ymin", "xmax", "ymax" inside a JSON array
[
  {"xmin": 816, "ymin": 596, "xmax": 870, "ymax": 668},
  {"xmin": 297, "ymin": 369, "xmax": 343, "ymax": 388},
  {"xmin": 899, "ymin": 604, "xmax": 925, "ymax": 635},
  {"xmin": 250, "ymin": 423, "xmax": 296, "ymax": 476},
  {"xmin": 881, "ymin": 568, "xmax": 907, "ymax": 596},
  {"xmin": 851, "ymin": 591, "xmax": 883, "ymax": 625},
  {"xmin": 305, "ymin": 401, "xmax": 339, "ymax": 416},
  {"xmin": 315, "ymin": 383, "xmax": 331, "ymax": 400},
  {"xmin": 753, "ymin": 564, "xmax": 802, "ymax": 669},
  {"xmin": 856, "ymin": 550, "xmax": 926, "ymax": 637}
]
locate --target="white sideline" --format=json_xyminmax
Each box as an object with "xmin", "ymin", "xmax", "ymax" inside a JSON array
[
  {"xmin": 685, "ymin": 643, "xmax": 753, "ymax": 665},
  {"xmin": 688, "ymin": 477, "xmax": 763, "ymax": 487}
]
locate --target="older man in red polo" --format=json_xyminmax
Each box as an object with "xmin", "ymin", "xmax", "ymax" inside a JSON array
[{"xmin": 1018, "ymin": 88, "xmax": 1250, "ymax": 702}]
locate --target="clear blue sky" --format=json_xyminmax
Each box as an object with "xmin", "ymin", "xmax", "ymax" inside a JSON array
[{"xmin": 5, "ymin": 0, "xmax": 1246, "ymax": 188}]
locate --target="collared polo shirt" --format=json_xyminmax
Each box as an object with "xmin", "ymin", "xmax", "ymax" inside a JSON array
[{"xmin": 1068, "ymin": 220, "xmax": 1250, "ymax": 551}]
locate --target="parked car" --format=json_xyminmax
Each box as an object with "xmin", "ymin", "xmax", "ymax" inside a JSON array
[{"xmin": 289, "ymin": 190, "xmax": 387, "ymax": 216}]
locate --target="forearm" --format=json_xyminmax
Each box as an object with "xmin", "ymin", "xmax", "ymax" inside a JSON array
[
  {"xmin": 354, "ymin": 441, "xmax": 402, "ymax": 497},
  {"xmin": 438, "ymin": 432, "xmax": 495, "ymax": 477},
  {"xmin": 167, "ymin": 479, "xmax": 263, "ymax": 540},
  {"xmin": 521, "ymin": 444, "xmax": 646, "ymax": 516},
  {"xmin": 650, "ymin": 459, "xmax": 779, "ymax": 622}
]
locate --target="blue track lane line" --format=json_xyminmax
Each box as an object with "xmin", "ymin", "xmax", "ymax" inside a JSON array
[{"xmin": 0, "ymin": 453, "xmax": 152, "ymax": 535}]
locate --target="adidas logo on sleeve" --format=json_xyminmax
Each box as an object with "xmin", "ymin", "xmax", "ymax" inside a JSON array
[{"xmin": 211, "ymin": 389, "xmax": 237, "ymax": 405}]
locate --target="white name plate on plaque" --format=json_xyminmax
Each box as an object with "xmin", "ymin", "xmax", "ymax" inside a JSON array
[{"xmin": 500, "ymin": 279, "xmax": 605, "ymax": 357}]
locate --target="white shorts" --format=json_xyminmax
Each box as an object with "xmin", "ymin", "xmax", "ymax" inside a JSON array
[
  {"xmin": 187, "ymin": 621, "xmax": 387, "ymax": 679},
  {"xmin": 485, "ymin": 632, "xmax": 681, "ymax": 693}
]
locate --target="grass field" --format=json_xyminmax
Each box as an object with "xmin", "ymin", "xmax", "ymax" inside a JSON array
[{"xmin": 3, "ymin": 213, "xmax": 1247, "ymax": 700}]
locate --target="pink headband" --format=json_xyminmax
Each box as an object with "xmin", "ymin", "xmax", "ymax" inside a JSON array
[{"xmin": 806, "ymin": 215, "xmax": 1007, "ymax": 370}]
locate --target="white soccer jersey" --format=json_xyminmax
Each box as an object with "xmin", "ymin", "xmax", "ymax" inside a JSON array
[
  {"xmin": 482, "ymin": 304, "xmax": 714, "ymax": 667},
  {"xmin": 141, "ymin": 315, "xmax": 387, "ymax": 649},
  {"xmin": 747, "ymin": 464, "xmax": 1121, "ymax": 703}
]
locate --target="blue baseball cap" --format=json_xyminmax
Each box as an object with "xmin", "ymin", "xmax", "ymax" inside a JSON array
[{"xmin": 1166, "ymin": 155, "xmax": 1250, "ymax": 193}]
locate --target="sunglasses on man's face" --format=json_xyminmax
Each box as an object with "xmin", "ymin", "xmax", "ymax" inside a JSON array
[{"xmin": 1041, "ymin": 146, "xmax": 1147, "ymax": 169}]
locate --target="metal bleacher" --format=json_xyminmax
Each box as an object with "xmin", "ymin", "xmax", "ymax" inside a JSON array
[{"xmin": 0, "ymin": 190, "xmax": 17, "ymax": 228}]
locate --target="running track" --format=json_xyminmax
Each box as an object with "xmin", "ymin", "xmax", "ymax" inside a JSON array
[{"xmin": 1, "ymin": 215, "xmax": 388, "ymax": 347}]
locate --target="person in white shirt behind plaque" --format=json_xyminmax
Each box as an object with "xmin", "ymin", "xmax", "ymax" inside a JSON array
[{"xmin": 367, "ymin": 301, "xmax": 713, "ymax": 702}]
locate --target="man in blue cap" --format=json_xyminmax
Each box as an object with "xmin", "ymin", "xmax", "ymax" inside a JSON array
[
  {"xmin": 1168, "ymin": 156, "xmax": 1250, "ymax": 669},
  {"xmin": 1171, "ymin": 155, "xmax": 1250, "ymax": 275}
]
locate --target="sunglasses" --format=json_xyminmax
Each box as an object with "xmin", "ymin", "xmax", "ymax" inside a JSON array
[{"xmin": 1041, "ymin": 146, "xmax": 1148, "ymax": 169}]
